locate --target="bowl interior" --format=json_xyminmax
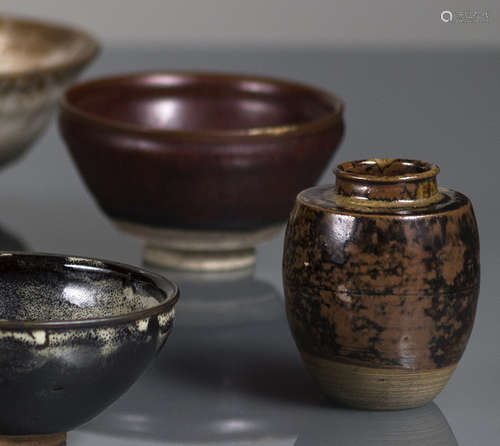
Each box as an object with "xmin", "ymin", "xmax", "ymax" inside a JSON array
[
  {"xmin": 65, "ymin": 73, "xmax": 338, "ymax": 131},
  {"xmin": 0, "ymin": 254, "xmax": 171, "ymax": 321},
  {"xmin": 0, "ymin": 16, "xmax": 97, "ymax": 75}
]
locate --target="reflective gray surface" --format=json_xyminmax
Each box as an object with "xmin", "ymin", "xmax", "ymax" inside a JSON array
[{"xmin": 0, "ymin": 47, "xmax": 498, "ymax": 445}]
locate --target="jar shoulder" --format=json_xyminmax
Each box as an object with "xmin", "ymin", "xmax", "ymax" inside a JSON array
[
  {"xmin": 284, "ymin": 186, "xmax": 480, "ymax": 293},
  {"xmin": 296, "ymin": 185, "xmax": 473, "ymax": 217}
]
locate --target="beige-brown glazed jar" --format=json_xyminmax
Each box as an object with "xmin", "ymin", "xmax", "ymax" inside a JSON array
[{"xmin": 283, "ymin": 159, "xmax": 480, "ymax": 410}]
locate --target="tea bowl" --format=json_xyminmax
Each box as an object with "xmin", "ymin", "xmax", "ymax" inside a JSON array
[
  {"xmin": 0, "ymin": 15, "xmax": 98, "ymax": 167},
  {"xmin": 59, "ymin": 71, "xmax": 344, "ymax": 271},
  {"xmin": 0, "ymin": 252, "xmax": 178, "ymax": 445}
]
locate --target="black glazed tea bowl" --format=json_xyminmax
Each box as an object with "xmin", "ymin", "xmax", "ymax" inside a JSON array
[
  {"xmin": 59, "ymin": 71, "xmax": 344, "ymax": 272},
  {"xmin": 0, "ymin": 252, "xmax": 178, "ymax": 446}
]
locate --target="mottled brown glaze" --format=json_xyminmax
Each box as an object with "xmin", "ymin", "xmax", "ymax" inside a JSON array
[
  {"xmin": 59, "ymin": 71, "xmax": 344, "ymax": 231},
  {"xmin": 283, "ymin": 159, "xmax": 480, "ymax": 409}
]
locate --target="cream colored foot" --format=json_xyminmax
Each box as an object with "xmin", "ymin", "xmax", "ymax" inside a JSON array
[{"xmin": 301, "ymin": 351, "xmax": 456, "ymax": 410}]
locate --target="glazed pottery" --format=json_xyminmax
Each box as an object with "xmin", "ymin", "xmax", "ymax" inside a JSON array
[
  {"xmin": 0, "ymin": 15, "xmax": 98, "ymax": 167},
  {"xmin": 0, "ymin": 252, "xmax": 178, "ymax": 445},
  {"xmin": 59, "ymin": 71, "xmax": 344, "ymax": 271},
  {"xmin": 283, "ymin": 159, "xmax": 480, "ymax": 410}
]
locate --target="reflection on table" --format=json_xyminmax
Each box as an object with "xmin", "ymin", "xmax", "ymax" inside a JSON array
[
  {"xmin": 81, "ymin": 266, "xmax": 458, "ymax": 446},
  {"xmin": 296, "ymin": 402, "xmax": 458, "ymax": 445}
]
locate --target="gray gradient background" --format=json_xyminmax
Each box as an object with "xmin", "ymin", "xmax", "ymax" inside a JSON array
[
  {"xmin": 0, "ymin": 46, "xmax": 497, "ymax": 445},
  {"xmin": 2, "ymin": 1, "xmax": 499, "ymax": 49}
]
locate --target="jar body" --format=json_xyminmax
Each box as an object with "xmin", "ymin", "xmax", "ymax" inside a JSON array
[{"xmin": 283, "ymin": 180, "xmax": 480, "ymax": 409}]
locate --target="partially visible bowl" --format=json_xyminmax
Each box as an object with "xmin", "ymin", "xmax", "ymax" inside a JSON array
[
  {"xmin": 0, "ymin": 15, "xmax": 99, "ymax": 167},
  {"xmin": 0, "ymin": 252, "xmax": 178, "ymax": 445},
  {"xmin": 59, "ymin": 71, "xmax": 344, "ymax": 271}
]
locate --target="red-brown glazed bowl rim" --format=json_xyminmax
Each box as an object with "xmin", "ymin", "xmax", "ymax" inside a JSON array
[
  {"xmin": 0, "ymin": 14, "xmax": 100, "ymax": 79},
  {"xmin": 0, "ymin": 251, "xmax": 179, "ymax": 330},
  {"xmin": 335, "ymin": 158, "xmax": 440, "ymax": 183},
  {"xmin": 59, "ymin": 70, "xmax": 344, "ymax": 141}
]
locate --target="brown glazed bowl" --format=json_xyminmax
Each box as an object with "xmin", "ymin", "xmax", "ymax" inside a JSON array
[
  {"xmin": 0, "ymin": 15, "xmax": 99, "ymax": 167},
  {"xmin": 283, "ymin": 159, "xmax": 480, "ymax": 410},
  {"xmin": 59, "ymin": 71, "xmax": 344, "ymax": 271}
]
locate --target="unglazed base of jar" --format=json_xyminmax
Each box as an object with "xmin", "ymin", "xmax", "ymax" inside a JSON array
[
  {"xmin": 114, "ymin": 220, "xmax": 283, "ymax": 271},
  {"xmin": 0, "ymin": 432, "xmax": 66, "ymax": 446},
  {"xmin": 301, "ymin": 352, "xmax": 457, "ymax": 410}
]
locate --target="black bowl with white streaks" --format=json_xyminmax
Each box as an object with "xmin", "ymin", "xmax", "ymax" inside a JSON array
[{"xmin": 0, "ymin": 252, "xmax": 178, "ymax": 443}]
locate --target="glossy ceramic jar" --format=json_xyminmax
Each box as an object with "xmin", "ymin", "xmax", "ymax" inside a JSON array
[{"xmin": 283, "ymin": 159, "xmax": 480, "ymax": 410}]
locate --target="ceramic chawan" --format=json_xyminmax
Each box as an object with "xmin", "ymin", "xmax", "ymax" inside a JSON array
[
  {"xmin": 0, "ymin": 252, "xmax": 178, "ymax": 445},
  {"xmin": 59, "ymin": 71, "xmax": 344, "ymax": 272},
  {"xmin": 0, "ymin": 15, "xmax": 98, "ymax": 167},
  {"xmin": 283, "ymin": 159, "xmax": 480, "ymax": 410}
]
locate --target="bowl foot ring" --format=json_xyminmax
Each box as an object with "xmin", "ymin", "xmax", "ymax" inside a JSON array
[
  {"xmin": 144, "ymin": 245, "xmax": 256, "ymax": 272},
  {"xmin": 113, "ymin": 219, "xmax": 283, "ymax": 271},
  {"xmin": 0, "ymin": 432, "xmax": 66, "ymax": 446}
]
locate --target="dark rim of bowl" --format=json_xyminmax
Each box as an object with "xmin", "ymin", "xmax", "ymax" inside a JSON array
[
  {"xmin": 0, "ymin": 251, "xmax": 179, "ymax": 329},
  {"xmin": 59, "ymin": 70, "xmax": 344, "ymax": 141},
  {"xmin": 0, "ymin": 15, "xmax": 100, "ymax": 79}
]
